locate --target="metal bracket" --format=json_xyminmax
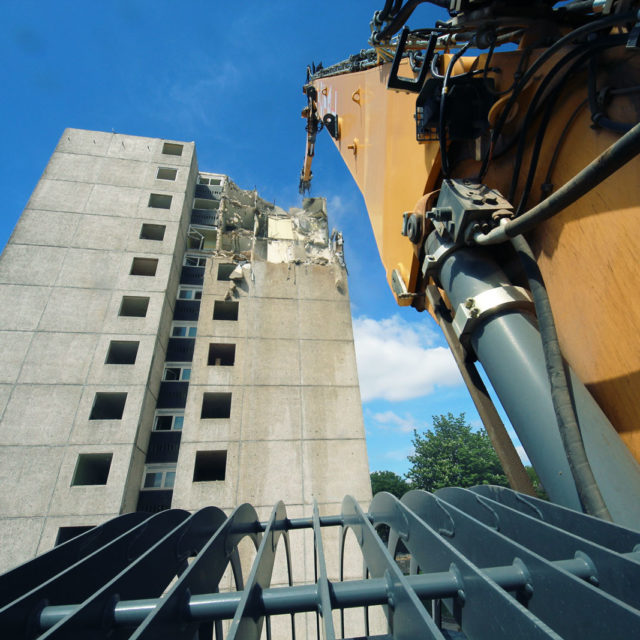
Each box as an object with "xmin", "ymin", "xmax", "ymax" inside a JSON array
[
  {"xmin": 452, "ymin": 285, "xmax": 533, "ymax": 347},
  {"xmin": 391, "ymin": 269, "xmax": 416, "ymax": 300},
  {"xmin": 387, "ymin": 27, "xmax": 434, "ymax": 93},
  {"xmin": 422, "ymin": 237, "xmax": 456, "ymax": 279}
]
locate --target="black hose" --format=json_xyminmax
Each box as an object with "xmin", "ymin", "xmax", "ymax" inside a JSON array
[
  {"xmin": 503, "ymin": 120, "xmax": 640, "ymax": 238},
  {"xmin": 588, "ymin": 54, "xmax": 634, "ymax": 134},
  {"xmin": 478, "ymin": 10, "xmax": 634, "ymax": 179},
  {"xmin": 439, "ymin": 41, "xmax": 472, "ymax": 178},
  {"xmin": 377, "ymin": 0, "xmax": 448, "ymax": 41},
  {"xmin": 515, "ymin": 39, "xmax": 623, "ymax": 213},
  {"xmin": 510, "ymin": 234, "xmax": 612, "ymax": 520}
]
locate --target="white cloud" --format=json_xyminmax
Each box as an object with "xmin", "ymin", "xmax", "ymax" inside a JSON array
[
  {"xmin": 371, "ymin": 410, "xmax": 417, "ymax": 434},
  {"xmin": 353, "ymin": 314, "xmax": 462, "ymax": 402}
]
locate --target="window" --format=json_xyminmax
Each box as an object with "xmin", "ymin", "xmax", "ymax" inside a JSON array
[
  {"xmin": 148, "ymin": 194, "xmax": 172, "ymax": 209},
  {"xmin": 153, "ymin": 412, "xmax": 184, "ymax": 431},
  {"xmin": 193, "ymin": 198, "xmax": 219, "ymax": 210},
  {"xmin": 142, "ymin": 464, "xmax": 176, "ymax": 489},
  {"xmin": 130, "ymin": 257, "xmax": 158, "ymax": 276},
  {"xmin": 217, "ymin": 263, "xmax": 236, "ymax": 281},
  {"xmin": 119, "ymin": 296, "xmax": 149, "ymax": 317},
  {"xmin": 178, "ymin": 287, "xmax": 202, "ymax": 300},
  {"xmin": 171, "ymin": 322, "xmax": 197, "ymax": 338},
  {"xmin": 184, "ymin": 255, "xmax": 206, "ymax": 267},
  {"xmin": 198, "ymin": 176, "xmax": 222, "ymax": 186},
  {"xmin": 193, "ymin": 450, "xmax": 227, "ymax": 482},
  {"xmin": 55, "ymin": 526, "xmax": 94, "ymax": 546},
  {"xmin": 89, "ymin": 393, "xmax": 127, "ymax": 420},
  {"xmin": 105, "ymin": 340, "xmax": 139, "ymax": 365},
  {"xmin": 156, "ymin": 167, "xmax": 177, "ymax": 181},
  {"xmin": 163, "ymin": 365, "xmax": 191, "ymax": 381},
  {"xmin": 213, "ymin": 301, "xmax": 238, "ymax": 321},
  {"xmin": 71, "ymin": 453, "xmax": 113, "ymax": 486},
  {"xmin": 140, "ymin": 223, "xmax": 166, "ymax": 241},
  {"xmin": 208, "ymin": 343, "xmax": 236, "ymax": 366},
  {"xmin": 201, "ymin": 392, "xmax": 232, "ymax": 419},
  {"xmin": 162, "ymin": 142, "xmax": 183, "ymax": 156}
]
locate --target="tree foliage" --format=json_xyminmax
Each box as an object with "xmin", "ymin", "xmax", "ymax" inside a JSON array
[
  {"xmin": 406, "ymin": 413, "xmax": 509, "ymax": 492},
  {"xmin": 371, "ymin": 470, "xmax": 411, "ymax": 498}
]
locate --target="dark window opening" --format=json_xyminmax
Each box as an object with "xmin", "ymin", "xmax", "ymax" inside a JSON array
[
  {"xmin": 140, "ymin": 223, "xmax": 166, "ymax": 241},
  {"xmin": 71, "ymin": 453, "xmax": 113, "ymax": 486},
  {"xmin": 156, "ymin": 167, "xmax": 177, "ymax": 181},
  {"xmin": 193, "ymin": 450, "xmax": 227, "ymax": 482},
  {"xmin": 217, "ymin": 263, "xmax": 236, "ymax": 281},
  {"xmin": 130, "ymin": 257, "xmax": 158, "ymax": 276},
  {"xmin": 119, "ymin": 296, "xmax": 149, "ymax": 317},
  {"xmin": 162, "ymin": 142, "xmax": 183, "ymax": 156},
  {"xmin": 55, "ymin": 525, "xmax": 95, "ymax": 546},
  {"xmin": 213, "ymin": 300, "xmax": 238, "ymax": 321},
  {"xmin": 89, "ymin": 392, "xmax": 127, "ymax": 420},
  {"xmin": 148, "ymin": 194, "xmax": 172, "ymax": 209},
  {"xmin": 208, "ymin": 343, "xmax": 236, "ymax": 366},
  {"xmin": 105, "ymin": 341, "xmax": 139, "ymax": 365},
  {"xmin": 201, "ymin": 392, "xmax": 232, "ymax": 419}
]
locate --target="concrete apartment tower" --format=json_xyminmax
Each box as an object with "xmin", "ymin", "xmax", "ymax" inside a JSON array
[{"xmin": 0, "ymin": 129, "xmax": 371, "ymax": 583}]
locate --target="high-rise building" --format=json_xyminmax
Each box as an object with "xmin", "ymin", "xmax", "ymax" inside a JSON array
[{"xmin": 0, "ymin": 128, "xmax": 371, "ymax": 577}]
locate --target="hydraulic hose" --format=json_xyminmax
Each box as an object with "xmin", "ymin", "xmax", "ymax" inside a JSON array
[
  {"xmin": 478, "ymin": 10, "xmax": 634, "ymax": 179},
  {"xmin": 474, "ymin": 119, "xmax": 640, "ymax": 244},
  {"xmin": 510, "ymin": 234, "xmax": 612, "ymax": 520}
]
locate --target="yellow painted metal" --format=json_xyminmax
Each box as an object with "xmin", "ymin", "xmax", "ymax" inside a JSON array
[
  {"xmin": 310, "ymin": 47, "xmax": 640, "ymax": 462},
  {"xmin": 314, "ymin": 60, "xmax": 440, "ymax": 305}
]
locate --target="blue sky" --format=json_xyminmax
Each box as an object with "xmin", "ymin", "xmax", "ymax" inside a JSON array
[{"xmin": 1, "ymin": 1, "xmax": 526, "ymax": 476}]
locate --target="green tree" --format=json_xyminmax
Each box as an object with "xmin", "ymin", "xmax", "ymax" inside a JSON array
[
  {"xmin": 407, "ymin": 413, "xmax": 509, "ymax": 492},
  {"xmin": 371, "ymin": 470, "xmax": 411, "ymax": 498},
  {"xmin": 525, "ymin": 465, "xmax": 548, "ymax": 500}
]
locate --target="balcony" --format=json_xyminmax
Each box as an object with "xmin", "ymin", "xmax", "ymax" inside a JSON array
[
  {"xmin": 191, "ymin": 209, "xmax": 218, "ymax": 227},
  {"xmin": 157, "ymin": 381, "xmax": 189, "ymax": 409},
  {"xmin": 136, "ymin": 490, "xmax": 172, "ymax": 514},
  {"xmin": 173, "ymin": 300, "xmax": 200, "ymax": 321},
  {"xmin": 146, "ymin": 431, "xmax": 182, "ymax": 464},
  {"xmin": 166, "ymin": 338, "xmax": 194, "ymax": 362},
  {"xmin": 180, "ymin": 266, "xmax": 204, "ymax": 285}
]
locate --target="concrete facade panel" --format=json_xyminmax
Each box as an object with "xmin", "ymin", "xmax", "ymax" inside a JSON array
[
  {"xmin": 244, "ymin": 339, "xmax": 301, "ymax": 386},
  {"xmin": 0, "ymin": 385, "xmax": 83, "ymax": 445},
  {"xmin": 0, "ymin": 244, "xmax": 66, "ymax": 286},
  {"xmin": 44, "ymin": 151, "xmax": 101, "ymax": 183},
  {"xmin": 301, "ymin": 386, "xmax": 365, "ymax": 440},
  {"xmin": 249, "ymin": 262, "xmax": 298, "ymax": 299},
  {"xmin": 0, "ymin": 285, "xmax": 50, "ymax": 331},
  {"xmin": 0, "ymin": 518, "xmax": 45, "ymax": 571},
  {"xmin": 0, "ymin": 384, "xmax": 13, "ymax": 419},
  {"xmin": 246, "ymin": 298, "xmax": 299, "ymax": 340},
  {"xmin": 27, "ymin": 178, "xmax": 92, "ymax": 213},
  {"xmin": 236, "ymin": 439, "xmax": 304, "ymax": 505},
  {"xmin": 84, "ymin": 184, "xmax": 142, "ymax": 217},
  {"xmin": 296, "ymin": 264, "xmax": 349, "ymax": 300},
  {"xmin": 0, "ymin": 446, "xmax": 62, "ymax": 515},
  {"xmin": 298, "ymin": 299, "xmax": 354, "ymax": 341},
  {"xmin": 9, "ymin": 209, "xmax": 80, "ymax": 247},
  {"xmin": 19, "ymin": 332, "xmax": 97, "ymax": 384},
  {"xmin": 38, "ymin": 288, "xmax": 111, "ymax": 333},
  {"xmin": 85, "ymin": 333, "xmax": 156, "ymax": 386},
  {"xmin": 57, "ymin": 129, "xmax": 113, "ymax": 155},
  {"xmin": 300, "ymin": 340, "xmax": 360, "ymax": 386},
  {"xmin": 302, "ymin": 440, "xmax": 371, "ymax": 504},
  {"xmin": 96, "ymin": 157, "xmax": 147, "ymax": 187},
  {"xmin": 71, "ymin": 214, "xmax": 133, "ymax": 251},
  {"xmin": 240, "ymin": 386, "xmax": 302, "ymax": 441},
  {"xmin": 55, "ymin": 248, "xmax": 123, "ymax": 290},
  {"xmin": 181, "ymin": 386, "xmax": 242, "ymax": 444},
  {"xmin": 0, "ymin": 331, "xmax": 33, "ymax": 383}
]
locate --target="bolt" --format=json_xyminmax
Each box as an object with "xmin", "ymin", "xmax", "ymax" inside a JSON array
[{"xmin": 465, "ymin": 298, "xmax": 475, "ymax": 309}]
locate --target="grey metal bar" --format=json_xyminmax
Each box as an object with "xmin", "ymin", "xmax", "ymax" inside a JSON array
[
  {"xmin": 425, "ymin": 284, "xmax": 537, "ymax": 496},
  {"xmin": 372, "ymin": 491, "xmax": 560, "ymax": 639},
  {"xmin": 431, "ymin": 235, "xmax": 640, "ymax": 526},
  {"xmin": 312, "ymin": 499, "xmax": 336, "ymax": 640},
  {"xmin": 437, "ymin": 487, "xmax": 640, "ymax": 609},
  {"xmin": 340, "ymin": 495, "xmax": 446, "ymax": 639},
  {"xmin": 227, "ymin": 501, "xmax": 290, "ymax": 640},
  {"xmin": 131, "ymin": 502, "xmax": 261, "ymax": 639},
  {"xmin": 402, "ymin": 489, "xmax": 640, "ymax": 638}
]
